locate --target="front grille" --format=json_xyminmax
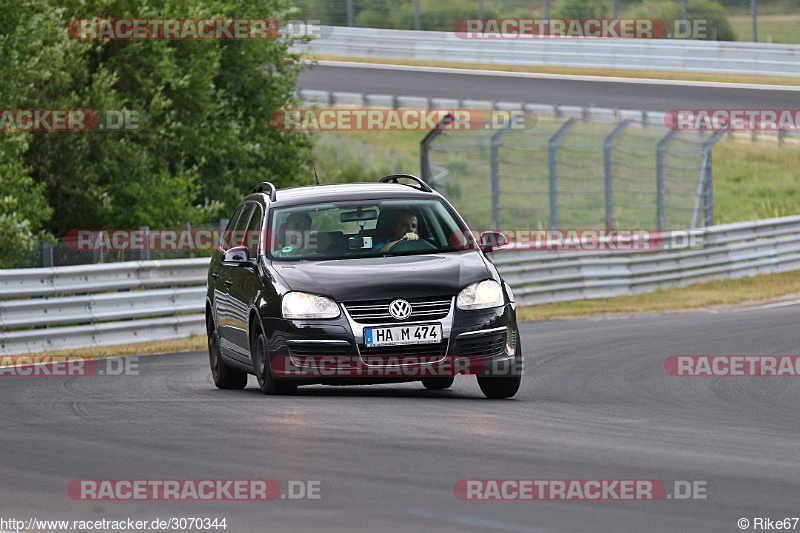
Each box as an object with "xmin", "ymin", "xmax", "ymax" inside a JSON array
[
  {"xmin": 358, "ymin": 340, "xmax": 449, "ymax": 359},
  {"xmin": 455, "ymin": 331, "xmax": 506, "ymax": 358},
  {"xmin": 343, "ymin": 297, "xmax": 452, "ymax": 324}
]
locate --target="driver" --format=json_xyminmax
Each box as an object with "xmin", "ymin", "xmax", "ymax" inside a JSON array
[{"xmin": 374, "ymin": 210, "xmax": 419, "ymax": 252}]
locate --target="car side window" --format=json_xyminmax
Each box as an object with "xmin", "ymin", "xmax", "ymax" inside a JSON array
[
  {"xmin": 223, "ymin": 203, "xmax": 255, "ymax": 250},
  {"xmin": 220, "ymin": 204, "xmax": 244, "ymax": 250},
  {"xmin": 244, "ymin": 204, "xmax": 264, "ymax": 253}
]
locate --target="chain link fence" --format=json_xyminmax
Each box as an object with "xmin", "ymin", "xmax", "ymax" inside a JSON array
[
  {"xmin": 13, "ymin": 222, "xmax": 227, "ymax": 269},
  {"xmin": 423, "ymin": 109, "xmax": 725, "ymax": 231}
]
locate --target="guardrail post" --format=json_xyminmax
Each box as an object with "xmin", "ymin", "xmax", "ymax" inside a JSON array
[
  {"xmin": 547, "ymin": 118, "xmax": 577, "ymax": 230},
  {"xmin": 419, "ymin": 113, "xmax": 454, "ymax": 185},
  {"xmin": 603, "ymin": 120, "xmax": 631, "ymax": 230},
  {"xmin": 489, "ymin": 114, "xmax": 520, "ymax": 230},
  {"xmin": 656, "ymin": 130, "xmax": 679, "ymax": 232}
]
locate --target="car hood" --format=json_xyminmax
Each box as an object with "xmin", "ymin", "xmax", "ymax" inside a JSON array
[{"xmin": 272, "ymin": 251, "xmax": 492, "ymax": 302}]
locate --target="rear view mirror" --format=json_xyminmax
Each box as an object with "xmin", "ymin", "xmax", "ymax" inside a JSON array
[
  {"xmin": 340, "ymin": 209, "xmax": 378, "ymax": 223},
  {"xmin": 223, "ymin": 246, "xmax": 253, "ymax": 264}
]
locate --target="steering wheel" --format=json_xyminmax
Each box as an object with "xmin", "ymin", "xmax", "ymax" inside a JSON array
[{"xmin": 388, "ymin": 238, "xmax": 437, "ymax": 253}]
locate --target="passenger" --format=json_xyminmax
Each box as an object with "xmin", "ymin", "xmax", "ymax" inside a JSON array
[{"xmin": 275, "ymin": 212, "xmax": 321, "ymax": 257}]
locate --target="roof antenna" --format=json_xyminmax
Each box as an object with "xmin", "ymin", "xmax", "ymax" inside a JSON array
[{"xmin": 311, "ymin": 156, "xmax": 320, "ymax": 185}]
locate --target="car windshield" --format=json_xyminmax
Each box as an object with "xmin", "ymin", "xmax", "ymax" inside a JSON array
[{"xmin": 267, "ymin": 198, "xmax": 469, "ymax": 261}]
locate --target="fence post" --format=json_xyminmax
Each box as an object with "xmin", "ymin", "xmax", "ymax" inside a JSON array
[
  {"xmin": 692, "ymin": 130, "xmax": 726, "ymax": 228},
  {"xmin": 140, "ymin": 226, "xmax": 150, "ymax": 261},
  {"xmin": 547, "ymin": 117, "xmax": 577, "ymax": 230},
  {"xmin": 656, "ymin": 130, "xmax": 679, "ymax": 232},
  {"xmin": 603, "ymin": 120, "xmax": 631, "ymax": 230},
  {"xmin": 346, "ymin": 0, "xmax": 354, "ymax": 27},
  {"xmin": 703, "ymin": 130, "xmax": 726, "ymax": 227},
  {"xmin": 489, "ymin": 115, "xmax": 520, "ymax": 230},
  {"xmin": 419, "ymin": 113, "xmax": 454, "ymax": 184},
  {"xmin": 42, "ymin": 241, "xmax": 53, "ymax": 267}
]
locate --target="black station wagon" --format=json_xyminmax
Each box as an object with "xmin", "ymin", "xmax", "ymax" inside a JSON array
[{"xmin": 206, "ymin": 175, "xmax": 522, "ymax": 399}]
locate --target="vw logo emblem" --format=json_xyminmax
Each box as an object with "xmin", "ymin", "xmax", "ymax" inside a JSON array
[{"xmin": 389, "ymin": 299, "xmax": 412, "ymax": 320}]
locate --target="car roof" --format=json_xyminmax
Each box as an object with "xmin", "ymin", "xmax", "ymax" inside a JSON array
[{"xmin": 246, "ymin": 182, "xmax": 441, "ymax": 207}]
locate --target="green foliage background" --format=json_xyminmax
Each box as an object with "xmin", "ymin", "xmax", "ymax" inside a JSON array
[{"xmin": 0, "ymin": 0, "xmax": 313, "ymax": 266}]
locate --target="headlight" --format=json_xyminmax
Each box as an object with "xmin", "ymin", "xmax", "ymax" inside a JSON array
[
  {"xmin": 457, "ymin": 280, "xmax": 504, "ymax": 310},
  {"xmin": 282, "ymin": 292, "xmax": 340, "ymax": 319}
]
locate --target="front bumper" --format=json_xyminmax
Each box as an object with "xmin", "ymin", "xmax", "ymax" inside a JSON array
[{"xmin": 264, "ymin": 301, "xmax": 519, "ymax": 383}]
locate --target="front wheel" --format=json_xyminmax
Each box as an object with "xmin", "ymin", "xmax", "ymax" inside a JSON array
[
  {"xmin": 252, "ymin": 326, "xmax": 296, "ymax": 395},
  {"xmin": 477, "ymin": 329, "xmax": 522, "ymax": 399},
  {"xmin": 208, "ymin": 325, "xmax": 247, "ymax": 390}
]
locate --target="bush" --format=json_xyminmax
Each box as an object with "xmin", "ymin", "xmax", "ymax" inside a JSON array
[
  {"xmin": 552, "ymin": 0, "xmax": 612, "ymax": 18},
  {"xmin": 629, "ymin": 0, "xmax": 737, "ymax": 41}
]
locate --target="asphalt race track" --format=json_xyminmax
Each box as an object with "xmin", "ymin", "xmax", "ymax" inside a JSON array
[
  {"xmin": 298, "ymin": 62, "xmax": 800, "ymax": 111},
  {"xmin": 3, "ymin": 304, "xmax": 800, "ymax": 532}
]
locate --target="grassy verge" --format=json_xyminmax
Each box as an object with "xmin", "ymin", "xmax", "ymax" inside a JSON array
[
  {"xmin": 516, "ymin": 270, "xmax": 800, "ymax": 321},
  {"xmin": 309, "ymin": 55, "xmax": 800, "ymax": 87},
  {"xmin": 729, "ymin": 14, "xmax": 800, "ymax": 44},
  {"xmin": 19, "ymin": 334, "xmax": 207, "ymax": 358}
]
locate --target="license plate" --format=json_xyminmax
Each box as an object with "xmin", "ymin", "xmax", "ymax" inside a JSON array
[{"xmin": 364, "ymin": 324, "xmax": 442, "ymax": 347}]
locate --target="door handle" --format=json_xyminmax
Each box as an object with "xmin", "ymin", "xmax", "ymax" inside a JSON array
[
  {"xmin": 224, "ymin": 279, "xmax": 234, "ymax": 287},
  {"xmin": 211, "ymin": 273, "xmax": 219, "ymax": 279}
]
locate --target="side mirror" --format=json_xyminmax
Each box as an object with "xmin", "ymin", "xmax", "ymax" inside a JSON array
[
  {"xmin": 479, "ymin": 231, "xmax": 509, "ymax": 252},
  {"xmin": 223, "ymin": 246, "xmax": 253, "ymax": 264}
]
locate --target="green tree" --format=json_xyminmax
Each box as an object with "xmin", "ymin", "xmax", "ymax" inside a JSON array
[{"xmin": 1, "ymin": 0, "xmax": 314, "ymax": 244}]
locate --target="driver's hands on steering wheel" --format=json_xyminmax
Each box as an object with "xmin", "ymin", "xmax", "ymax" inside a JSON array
[{"xmin": 401, "ymin": 232, "xmax": 419, "ymax": 241}]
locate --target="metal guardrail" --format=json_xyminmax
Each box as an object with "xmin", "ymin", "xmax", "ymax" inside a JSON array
[
  {"xmin": 298, "ymin": 26, "xmax": 800, "ymax": 77},
  {"xmin": 296, "ymin": 89, "xmax": 800, "ymax": 146},
  {"xmin": 2, "ymin": 216, "xmax": 800, "ymax": 354},
  {"xmin": 0, "ymin": 259, "xmax": 209, "ymax": 355}
]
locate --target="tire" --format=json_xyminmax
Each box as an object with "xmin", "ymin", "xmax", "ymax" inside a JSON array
[
  {"xmin": 422, "ymin": 377, "xmax": 455, "ymax": 390},
  {"xmin": 208, "ymin": 323, "xmax": 247, "ymax": 390},
  {"xmin": 477, "ymin": 329, "xmax": 522, "ymax": 399},
  {"xmin": 251, "ymin": 324, "xmax": 296, "ymax": 395}
]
